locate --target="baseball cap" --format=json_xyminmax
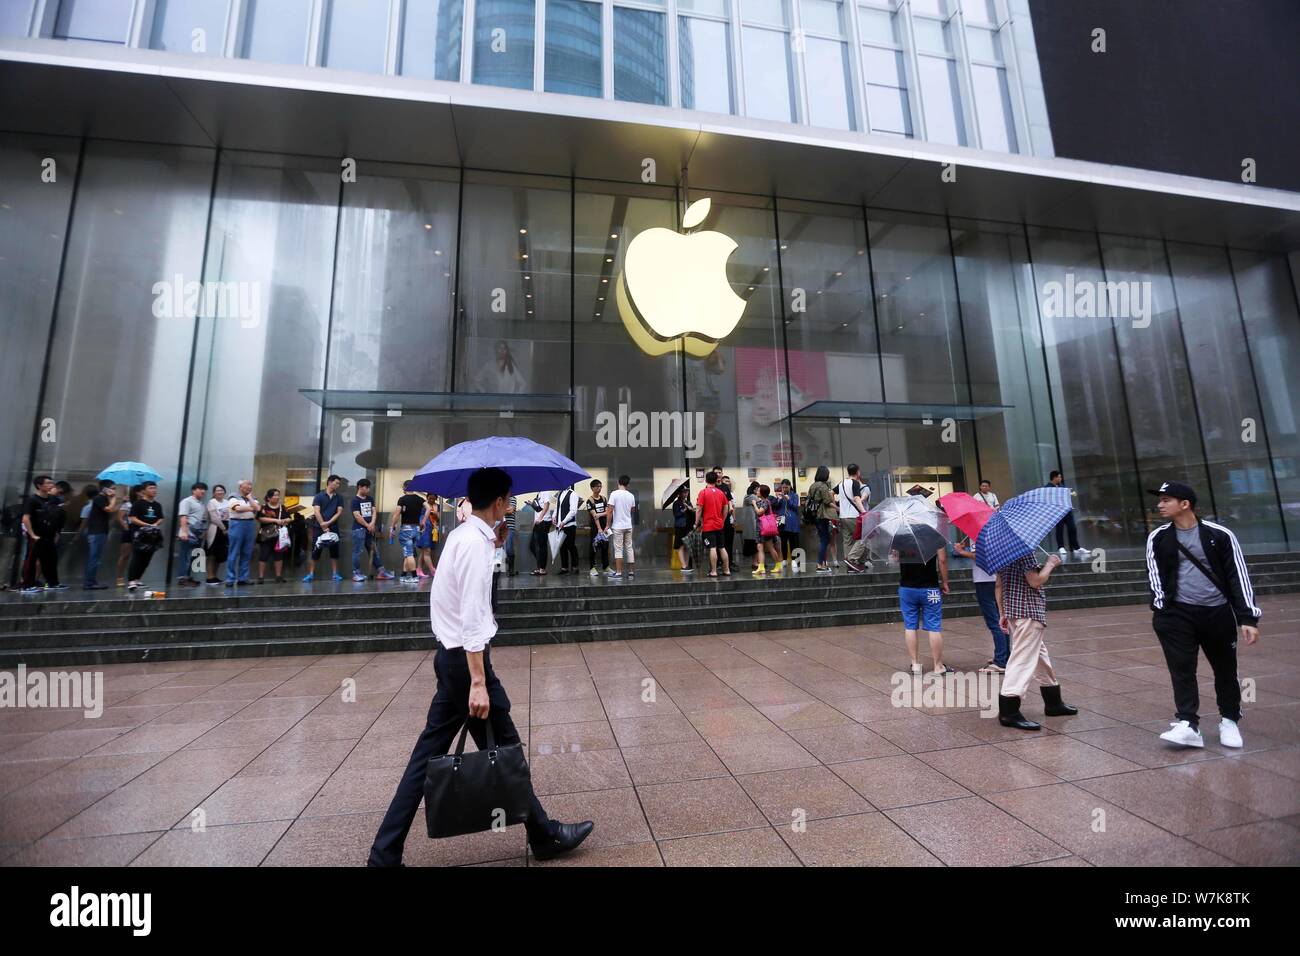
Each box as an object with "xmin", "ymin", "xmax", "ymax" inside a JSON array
[{"xmin": 1148, "ymin": 480, "xmax": 1197, "ymax": 507}]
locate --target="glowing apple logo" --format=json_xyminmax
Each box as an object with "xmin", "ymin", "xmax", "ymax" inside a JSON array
[{"xmin": 616, "ymin": 198, "xmax": 746, "ymax": 357}]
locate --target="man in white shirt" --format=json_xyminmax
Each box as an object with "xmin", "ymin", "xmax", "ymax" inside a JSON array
[
  {"xmin": 837, "ymin": 464, "xmax": 868, "ymax": 570},
  {"xmin": 953, "ymin": 536, "xmax": 1010, "ymax": 673},
  {"xmin": 369, "ymin": 467, "xmax": 593, "ymax": 866},
  {"xmin": 608, "ymin": 474, "xmax": 636, "ymax": 579},
  {"xmin": 974, "ymin": 479, "xmax": 1000, "ymax": 509}
]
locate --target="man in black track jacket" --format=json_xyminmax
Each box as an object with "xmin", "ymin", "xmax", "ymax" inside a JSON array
[{"xmin": 1145, "ymin": 480, "xmax": 1260, "ymax": 750}]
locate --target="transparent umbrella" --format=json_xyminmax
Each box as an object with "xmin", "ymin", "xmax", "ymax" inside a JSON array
[{"xmin": 860, "ymin": 495, "xmax": 952, "ymax": 564}]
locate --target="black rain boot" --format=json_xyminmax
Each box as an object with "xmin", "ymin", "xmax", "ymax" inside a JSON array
[
  {"xmin": 998, "ymin": 694, "xmax": 1040, "ymax": 730},
  {"xmin": 1041, "ymin": 683, "xmax": 1078, "ymax": 716}
]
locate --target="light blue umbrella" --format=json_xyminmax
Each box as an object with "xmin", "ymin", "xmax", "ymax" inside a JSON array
[
  {"xmin": 975, "ymin": 486, "xmax": 1072, "ymax": 574},
  {"xmin": 97, "ymin": 461, "xmax": 162, "ymax": 485},
  {"xmin": 409, "ymin": 437, "xmax": 589, "ymax": 498}
]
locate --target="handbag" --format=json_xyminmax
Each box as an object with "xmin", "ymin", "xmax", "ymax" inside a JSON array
[
  {"xmin": 276, "ymin": 525, "xmax": 291, "ymax": 552},
  {"xmin": 423, "ymin": 719, "xmax": 533, "ymax": 839},
  {"xmin": 759, "ymin": 511, "xmax": 778, "ymax": 537}
]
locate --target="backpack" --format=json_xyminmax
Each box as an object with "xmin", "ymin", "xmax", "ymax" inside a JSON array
[{"xmin": 802, "ymin": 487, "xmax": 821, "ymax": 523}]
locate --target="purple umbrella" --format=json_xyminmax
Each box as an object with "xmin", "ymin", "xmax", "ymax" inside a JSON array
[{"xmin": 408, "ymin": 437, "xmax": 589, "ymax": 498}]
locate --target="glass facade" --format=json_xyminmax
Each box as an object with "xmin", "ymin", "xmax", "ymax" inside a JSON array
[
  {"xmin": 6, "ymin": 0, "xmax": 1048, "ymax": 153},
  {"xmin": 3, "ymin": 130, "xmax": 1297, "ymax": 587}
]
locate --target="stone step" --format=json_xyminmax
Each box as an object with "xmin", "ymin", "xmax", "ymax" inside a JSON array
[
  {"xmin": 4, "ymin": 581, "xmax": 1296, "ymax": 668},
  {"xmin": 8, "ymin": 553, "xmax": 1294, "ymax": 618}
]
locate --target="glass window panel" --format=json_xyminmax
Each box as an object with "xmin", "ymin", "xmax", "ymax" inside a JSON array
[
  {"xmin": 866, "ymin": 82, "xmax": 911, "ymax": 135},
  {"xmin": 0, "ymin": 1, "xmax": 32, "ymax": 36},
  {"xmin": 400, "ymin": 0, "xmax": 463, "ymax": 81},
  {"xmin": 679, "ymin": 16, "xmax": 734, "ymax": 114},
  {"xmin": 917, "ymin": 54, "xmax": 966, "ymax": 145},
  {"xmin": 950, "ymin": 218, "xmax": 1056, "ymax": 494},
  {"xmin": 473, "ymin": 0, "xmax": 536, "ymax": 90},
  {"xmin": 960, "ymin": 0, "xmax": 995, "ymax": 24},
  {"xmin": 327, "ymin": 169, "xmax": 459, "ymax": 394},
  {"xmin": 856, "ymin": 7, "xmax": 899, "ymax": 44},
  {"xmin": 676, "ymin": 0, "xmax": 729, "ymax": 15},
  {"xmin": 1168, "ymin": 242, "xmax": 1285, "ymax": 546},
  {"xmin": 1027, "ymin": 227, "xmax": 1146, "ymax": 549},
  {"xmin": 964, "ymin": 24, "xmax": 1001, "ymax": 60},
  {"xmin": 456, "ymin": 173, "xmax": 571, "ymax": 396},
  {"xmin": 741, "ymin": 27, "xmax": 797, "ymax": 122},
  {"xmin": 972, "ymin": 63, "xmax": 1016, "ymax": 152},
  {"xmin": 1230, "ymin": 248, "xmax": 1300, "ymax": 546},
  {"xmin": 33, "ymin": 141, "xmax": 217, "ymax": 586},
  {"xmin": 804, "ymin": 37, "xmax": 854, "ymax": 130},
  {"xmin": 241, "ymin": 0, "xmax": 311, "ymax": 65},
  {"xmin": 614, "ymin": 7, "xmax": 668, "ymax": 105},
  {"xmin": 861, "ymin": 44, "xmax": 905, "ymax": 83},
  {"xmin": 322, "ymin": 0, "xmax": 391, "ymax": 73},
  {"xmin": 181, "ymin": 155, "xmax": 339, "ymax": 580},
  {"xmin": 573, "ymin": 183, "xmax": 684, "ymax": 569},
  {"xmin": 799, "ymin": 0, "xmax": 843, "ymax": 35},
  {"xmin": 910, "ymin": 0, "xmax": 946, "ymax": 14},
  {"xmin": 149, "ymin": 0, "xmax": 229, "ymax": 56},
  {"xmin": 54, "ymin": 0, "xmax": 132, "ymax": 42},
  {"xmin": 868, "ymin": 210, "xmax": 977, "ymax": 501},
  {"xmin": 0, "ymin": 134, "xmax": 78, "ymax": 581},
  {"xmin": 1099, "ymin": 235, "xmax": 1208, "ymax": 524},
  {"xmin": 545, "ymin": 0, "xmax": 603, "ymax": 97},
  {"xmin": 911, "ymin": 16, "xmax": 951, "ymax": 53},
  {"xmin": 740, "ymin": 0, "xmax": 789, "ymax": 27}
]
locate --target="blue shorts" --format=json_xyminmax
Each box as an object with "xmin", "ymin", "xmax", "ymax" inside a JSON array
[
  {"xmin": 416, "ymin": 524, "xmax": 434, "ymax": 550},
  {"xmin": 899, "ymin": 586, "xmax": 943, "ymax": 631},
  {"xmin": 399, "ymin": 525, "xmax": 420, "ymax": 558}
]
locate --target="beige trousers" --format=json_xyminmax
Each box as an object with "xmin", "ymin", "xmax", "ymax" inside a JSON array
[{"xmin": 1001, "ymin": 618, "xmax": 1059, "ymax": 699}]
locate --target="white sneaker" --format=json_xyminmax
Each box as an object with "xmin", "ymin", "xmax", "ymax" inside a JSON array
[
  {"xmin": 1057, "ymin": 547, "xmax": 1068, "ymax": 556},
  {"xmin": 1159, "ymin": 720, "xmax": 1205, "ymax": 748},
  {"xmin": 589, "ymin": 567, "xmax": 598, "ymax": 576},
  {"xmin": 1218, "ymin": 718, "xmax": 1243, "ymax": 748},
  {"xmin": 1073, "ymin": 548, "xmax": 1091, "ymax": 558}
]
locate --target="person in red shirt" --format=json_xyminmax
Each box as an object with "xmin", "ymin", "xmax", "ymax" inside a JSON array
[{"xmin": 694, "ymin": 470, "xmax": 731, "ymax": 577}]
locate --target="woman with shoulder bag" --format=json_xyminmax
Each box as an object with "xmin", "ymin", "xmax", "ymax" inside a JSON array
[
  {"xmin": 807, "ymin": 466, "xmax": 837, "ymax": 573},
  {"xmin": 257, "ymin": 489, "xmax": 291, "ymax": 583}
]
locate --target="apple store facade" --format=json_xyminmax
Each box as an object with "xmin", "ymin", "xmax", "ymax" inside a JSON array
[{"xmin": 3, "ymin": 11, "xmax": 1300, "ymax": 583}]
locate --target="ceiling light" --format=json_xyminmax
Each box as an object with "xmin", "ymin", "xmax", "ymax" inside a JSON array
[
  {"xmin": 519, "ymin": 228, "xmax": 527, "ymax": 234},
  {"xmin": 423, "ymin": 223, "xmax": 432, "ymax": 230}
]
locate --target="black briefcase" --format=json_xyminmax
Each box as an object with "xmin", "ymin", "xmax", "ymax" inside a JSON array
[{"xmin": 423, "ymin": 719, "xmax": 533, "ymax": 839}]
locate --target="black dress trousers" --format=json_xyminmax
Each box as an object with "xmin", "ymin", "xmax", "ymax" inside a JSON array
[{"xmin": 368, "ymin": 643, "xmax": 553, "ymax": 866}]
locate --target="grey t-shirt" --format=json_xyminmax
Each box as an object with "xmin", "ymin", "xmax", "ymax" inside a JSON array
[
  {"xmin": 179, "ymin": 495, "xmax": 208, "ymax": 537},
  {"xmin": 1175, "ymin": 526, "xmax": 1226, "ymax": 607}
]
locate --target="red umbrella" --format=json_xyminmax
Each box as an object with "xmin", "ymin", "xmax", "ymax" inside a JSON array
[{"xmin": 938, "ymin": 492, "xmax": 994, "ymax": 541}]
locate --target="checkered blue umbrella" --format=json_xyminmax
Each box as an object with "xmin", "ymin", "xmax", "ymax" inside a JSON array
[{"xmin": 974, "ymin": 486, "xmax": 1073, "ymax": 574}]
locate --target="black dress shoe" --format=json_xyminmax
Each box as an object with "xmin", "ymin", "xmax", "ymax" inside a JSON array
[
  {"xmin": 997, "ymin": 694, "xmax": 1041, "ymax": 730},
  {"xmin": 530, "ymin": 820, "xmax": 594, "ymax": 861}
]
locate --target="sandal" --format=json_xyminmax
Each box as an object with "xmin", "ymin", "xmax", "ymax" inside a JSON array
[{"xmin": 707, "ymin": 572, "xmax": 718, "ymax": 578}]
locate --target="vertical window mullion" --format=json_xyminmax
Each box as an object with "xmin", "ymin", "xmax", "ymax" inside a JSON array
[
  {"xmin": 226, "ymin": 0, "xmax": 246, "ymax": 57},
  {"xmin": 666, "ymin": 0, "xmax": 681, "ymax": 107},
  {"xmin": 996, "ymin": 0, "xmax": 1032, "ymax": 154},
  {"xmin": 130, "ymin": 0, "xmax": 154, "ymax": 47},
  {"xmin": 602, "ymin": 1, "xmax": 615, "ymax": 98},
  {"xmin": 462, "ymin": 0, "xmax": 477, "ymax": 83},
  {"xmin": 844, "ymin": 0, "xmax": 870, "ymax": 133},
  {"xmin": 385, "ymin": 0, "xmax": 402, "ymax": 75},
  {"xmin": 534, "ymin": 0, "xmax": 546, "ymax": 91},
  {"xmin": 788, "ymin": 0, "xmax": 810, "ymax": 125},
  {"xmin": 899, "ymin": 0, "xmax": 926, "ymax": 140},
  {"xmin": 307, "ymin": 0, "xmax": 326, "ymax": 66},
  {"xmin": 950, "ymin": 4, "xmax": 980, "ymax": 148},
  {"xmin": 728, "ymin": 0, "xmax": 745, "ymax": 114}
]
